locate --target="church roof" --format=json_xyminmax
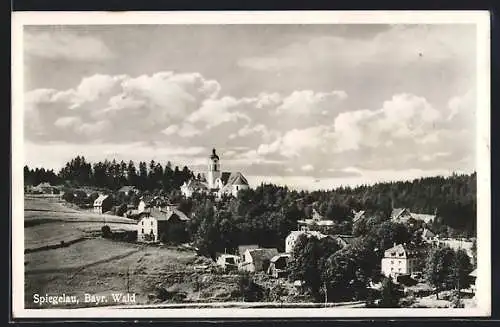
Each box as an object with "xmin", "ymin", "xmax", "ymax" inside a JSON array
[
  {"xmin": 226, "ymin": 172, "xmax": 249, "ymax": 186},
  {"xmin": 220, "ymin": 172, "xmax": 232, "ymax": 185}
]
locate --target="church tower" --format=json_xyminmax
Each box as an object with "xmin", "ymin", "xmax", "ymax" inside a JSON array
[{"xmin": 207, "ymin": 148, "xmax": 221, "ymax": 189}]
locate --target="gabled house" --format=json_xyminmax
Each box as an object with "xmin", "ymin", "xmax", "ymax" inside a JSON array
[
  {"xmin": 238, "ymin": 244, "xmax": 260, "ymax": 258},
  {"xmin": 267, "ymin": 253, "xmax": 292, "ymax": 278},
  {"xmin": 391, "ymin": 208, "xmax": 413, "ymax": 223},
  {"xmin": 93, "ymin": 194, "xmax": 112, "ymax": 214},
  {"xmin": 239, "ymin": 248, "xmax": 279, "ymax": 272},
  {"xmin": 353, "ymin": 210, "xmax": 366, "ymax": 223},
  {"xmin": 381, "ymin": 243, "xmax": 420, "ymax": 279},
  {"xmin": 332, "ymin": 234, "xmax": 356, "ymax": 248},
  {"xmin": 32, "ymin": 182, "xmax": 58, "ymax": 194},
  {"xmin": 137, "ymin": 206, "xmax": 190, "ymax": 243},
  {"xmin": 421, "ymin": 228, "xmax": 436, "ymax": 243},
  {"xmin": 218, "ymin": 172, "xmax": 250, "ymax": 198},
  {"xmin": 297, "ymin": 209, "xmax": 336, "ymax": 232},
  {"xmin": 216, "ymin": 254, "xmax": 241, "ymax": 271},
  {"xmin": 118, "ymin": 185, "xmax": 138, "ymax": 196}
]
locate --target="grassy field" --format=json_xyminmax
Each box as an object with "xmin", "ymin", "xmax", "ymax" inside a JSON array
[
  {"xmin": 24, "ymin": 195, "xmax": 136, "ymax": 251},
  {"xmin": 24, "ymin": 195, "xmax": 246, "ymax": 309}
]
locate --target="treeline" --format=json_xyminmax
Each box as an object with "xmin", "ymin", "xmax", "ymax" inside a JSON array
[
  {"xmin": 25, "ymin": 156, "xmax": 197, "ymax": 192},
  {"xmin": 24, "ymin": 167, "xmax": 61, "ymax": 186}
]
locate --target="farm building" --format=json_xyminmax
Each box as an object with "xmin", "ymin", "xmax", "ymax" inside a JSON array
[
  {"xmin": 93, "ymin": 195, "xmax": 113, "ymax": 214},
  {"xmin": 137, "ymin": 206, "xmax": 190, "ymax": 244},
  {"xmin": 391, "ymin": 208, "xmax": 436, "ymax": 224},
  {"xmin": 239, "ymin": 248, "xmax": 279, "ymax": 272},
  {"xmin": 267, "ymin": 253, "xmax": 291, "ymax": 278},
  {"xmin": 216, "ymin": 254, "xmax": 241, "ymax": 271}
]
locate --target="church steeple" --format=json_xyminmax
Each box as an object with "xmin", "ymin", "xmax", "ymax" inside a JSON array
[{"xmin": 207, "ymin": 148, "xmax": 221, "ymax": 189}]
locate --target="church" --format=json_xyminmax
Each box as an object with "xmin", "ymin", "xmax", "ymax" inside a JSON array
[{"xmin": 181, "ymin": 148, "xmax": 250, "ymax": 198}]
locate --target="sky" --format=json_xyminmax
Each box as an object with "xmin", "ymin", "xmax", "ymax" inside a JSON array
[{"xmin": 23, "ymin": 24, "xmax": 477, "ymax": 190}]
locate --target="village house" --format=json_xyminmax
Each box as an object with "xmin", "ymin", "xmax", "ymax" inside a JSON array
[
  {"xmin": 216, "ymin": 254, "xmax": 241, "ymax": 271},
  {"xmin": 181, "ymin": 148, "xmax": 250, "ymax": 199},
  {"xmin": 93, "ymin": 194, "xmax": 113, "ymax": 214},
  {"xmin": 391, "ymin": 208, "xmax": 436, "ymax": 225},
  {"xmin": 238, "ymin": 244, "xmax": 259, "ymax": 258},
  {"xmin": 297, "ymin": 208, "xmax": 336, "ymax": 232},
  {"xmin": 117, "ymin": 185, "xmax": 138, "ymax": 196},
  {"xmin": 267, "ymin": 253, "xmax": 292, "ymax": 278},
  {"xmin": 421, "ymin": 228, "xmax": 437, "ymax": 243},
  {"xmin": 32, "ymin": 182, "xmax": 59, "ymax": 194},
  {"xmin": 285, "ymin": 230, "xmax": 328, "ymax": 254},
  {"xmin": 353, "ymin": 210, "xmax": 366, "ymax": 224},
  {"xmin": 239, "ymin": 248, "xmax": 279, "ymax": 273},
  {"xmin": 331, "ymin": 234, "xmax": 356, "ymax": 248},
  {"xmin": 381, "ymin": 243, "xmax": 420, "ymax": 279},
  {"xmin": 137, "ymin": 205, "xmax": 190, "ymax": 243}
]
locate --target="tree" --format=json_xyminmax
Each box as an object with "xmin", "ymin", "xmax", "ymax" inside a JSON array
[
  {"xmin": 452, "ymin": 249, "xmax": 473, "ymax": 291},
  {"xmin": 425, "ymin": 247, "xmax": 456, "ymax": 299},
  {"xmin": 378, "ymin": 277, "xmax": 402, "ymax": 308}
]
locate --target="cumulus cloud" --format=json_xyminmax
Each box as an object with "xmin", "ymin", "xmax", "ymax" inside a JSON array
[
  {"xmin": 25, "ymin": 30, "xmax": 114, "ymax": 61},
  {"xmin": 24, "ymin": 69, "xmax": 475, "ymax": 178}
]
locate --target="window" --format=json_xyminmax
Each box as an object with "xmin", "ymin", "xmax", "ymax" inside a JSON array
[
  {"xmin": 398, "ymin": 268, "xmax": 401, "ymax": 272},
  {"xmin": 141, "ymin": 228, "xmax": 144, "ymax": 234},
  {"xmin": 142, "ymin": 221, "xmax": 144, "ymax": 226},
  {"xmin": 151, "ymin": 221, "xmax": 153, "ymax": 227},
  {"xmin": 398, "ymin": 260, "xmax": 402, "ymax": 265},
  {"xmin": 391, "ymin": 260, "xmax": 394, "ymax": 264},
  {"xmin": 391, "ymin": 268, "xmax": 394, "ymax": 271}
]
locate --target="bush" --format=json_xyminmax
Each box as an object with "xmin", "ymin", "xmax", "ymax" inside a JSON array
[
  {"xmin": 101, "ymin": 225, "xmax": 112, "ymax": 238},
  {"xmin": 116, "ymin": 203, "xmax": 128, "ymax": 217},
  {"xmin": 237, "ymin": 272, "xmax": 265, "ymax": 302}
]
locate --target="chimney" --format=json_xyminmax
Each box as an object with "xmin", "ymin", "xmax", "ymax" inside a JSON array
[{"xmin": 393, "ymin": 242, "xmax": 397, "ymax": 247}]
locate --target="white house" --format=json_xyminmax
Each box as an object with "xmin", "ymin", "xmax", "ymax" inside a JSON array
[
  {"xmin": 381, "ymin": 243, "xmax": 420, "ymax": 279},
  {"xmin": 391, "ymin": 208, "xmax": 436, "ymax": 224},
  {"xmin": 137, "ymin": 206, "xmax": 190, "ymax": 243},
  {"xmin": 216, "ymin": 254, "xmax": 241, "ymax": 271},
  {"xmin": 285, "ymin": 230, "xmax": 328, "ymax": 254},
  {"xmin": 181, "ymin": 148, "xmax": 249, "ymax": 198},
  {"xmin": 297, "ymin": 208, "xmax": 336, "ymax": 232},
  {"xmin": 93, "ymin": 194, "xmax": 112, "ymax": 214}
]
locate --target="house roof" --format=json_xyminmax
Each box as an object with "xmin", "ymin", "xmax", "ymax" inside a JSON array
[
  {"xmin": 391, "ymin": 208, "xmax": 410, "ymax": 220},
  {"xmin": 118, "ymin": 185, "xmax": 137, "ymax": 193},
  {"xmin": 94, "ymin": 194, "xmax": 109, "ymax": 206},
  {"xmin": 184, "ymin": 179, "xmax": 209, "ymax": 191},
  {"xmin": 150, "ymin": 207, "xmax": 190, "ymax": 222},
  {"xmin": 333, "ymin": 234, "xmax": 356, "ymax": 246},
  {"xmin": 384, "ymin": 243, "xmax": 419, "ymax": 258},
  {"xmin": 298, "ymin": 219, "xmax": 335, "ymax": 226},
  {"xmin": 421, "ymin": 228, "xmax": 436, "ymax": 238},
  {"xmin": 35, "ymin": 182, "xmax": 53, "ymax": 188},
  {"xmin": 411, "ymin": 213, "xmax": 436, "ymax": 223},
  {"xmin": 238, "ymin": 244, "xmax": 259, "ymax": 256},
  {"xmin": 287, "ymin": 230, "xmax": 328, "ymax": 241},
  {"xmin": 245, "ymin": 248, "xmax": 279, "ymax": 264},
  {"xmin": 227, "ymin": 172, "xmax": 249, "ymax": 186},
  {"xmin": 353, "ymin": 210, "xmax": 366, "ymax": 223},
  {"xmin": 270, "ymin": 253, "xmax": 291, "ymax": 263}
]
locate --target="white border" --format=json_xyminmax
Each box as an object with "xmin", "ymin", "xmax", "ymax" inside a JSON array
[{"xmin": 11, "ymin": 10, "xmax": 491, "ymax": 319}]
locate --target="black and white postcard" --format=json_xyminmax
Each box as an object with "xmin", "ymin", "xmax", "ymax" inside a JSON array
[{"xmin": 11, "ymin": 11, "xmax": 491, "ymax": 318}]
